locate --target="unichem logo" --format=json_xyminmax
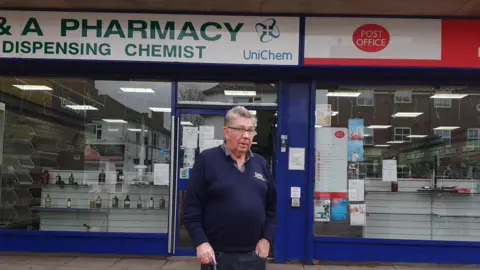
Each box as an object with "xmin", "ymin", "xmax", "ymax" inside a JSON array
[{"xmin": 255, "ymin": 18, "xmax": 280, "ymax": 43}]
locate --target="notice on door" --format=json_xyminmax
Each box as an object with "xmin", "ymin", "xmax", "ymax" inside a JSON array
[{"xmin": 288, "ymin": 147, "xmax": 305, "ymax": 170}]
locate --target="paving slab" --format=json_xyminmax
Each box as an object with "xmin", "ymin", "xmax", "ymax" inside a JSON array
[
  {"xmin": 21, "ymin": 256, "xmax": 75, "ymax": 266},
  {"xmin": 66, "ymin": 257, "xmax": 121, "ymax": 267},
  {"xmin": 161, "ymin": 260, "xmax": 200, "ymax": 269}
]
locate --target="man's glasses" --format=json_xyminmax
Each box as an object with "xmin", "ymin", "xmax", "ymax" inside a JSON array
[{"xmin": 227, "ymin": 126, "xmax": 257, "ymax": 136}]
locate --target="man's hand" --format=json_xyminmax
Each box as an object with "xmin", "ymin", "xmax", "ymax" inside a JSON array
[
  {"xmin": 196, "ymin": 242, "xmax": 216, "ymax": 264},
  {"xmin": 255, "ymin": 238, "xmax": 270, "ymax": 258}
]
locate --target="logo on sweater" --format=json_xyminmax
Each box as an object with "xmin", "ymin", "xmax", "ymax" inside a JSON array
[{"xmin": 254, "ymin": 172, "xmax": 267, "ymax": 181}]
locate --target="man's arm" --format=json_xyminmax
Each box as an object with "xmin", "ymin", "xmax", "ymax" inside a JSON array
[
  {"xmin": 183, "ymin": 154, "xmax": 209, "ymax": 246},
  {"xmin": 261, "ymin": 159, "xmax": 278, "ymax": 244}
]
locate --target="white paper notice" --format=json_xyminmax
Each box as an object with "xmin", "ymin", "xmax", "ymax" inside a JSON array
[
  {"xmin": 315, "ymin": 128, "xmax": 348, "ymax": 193},
  {"xmin": 199, "ymin": 126, "xmax": 214, "ymax": 139},
  {"xmin": 348, "ymin": 180, "xmax": 365, "ymax": 202},
  {"xmin": 182, "ymin": 127, "xmax": 198, "ymax": 148},
  {"xmin": 350, "ymin": 204, "xmax": 366, "ymax": 226},
  {"xmin": 288, "ymin": 147, "xmax": 305, "ymax": 170},
  {"xmin": 382, "ymin": 159, "xmax": 398, "ymax": 182},
  {"xmin": 183, "ymin": 148, "xmax": 196, "ymax": 168},
  {"xmin": 154, "ymin": 163, "xmax": 170, "ymax": 186}
]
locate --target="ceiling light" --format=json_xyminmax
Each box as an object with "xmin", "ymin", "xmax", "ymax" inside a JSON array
[
  {"xmin": 434, "ymin": 126, "xmax": 460, "ymax": 130},
  {"xmin": 249, "ymin": 110, "xmax": 257, "ymax": 115},
  {"xmin": 102, "ymin": 119, "xmax": 128, "ymax": 123},
  {"xmin": 315, "ymin": 125, "xmax": 322, "ymax": 128},
  {"xmin": 330, "ymin": 111, "xmax": 339, "ymax": 116},
  {"xmin": 149, "ymin": 107, "xmax": 171, "ymax": 112},
  {"xmin": 367, "ymin": 125, "xmax": 392, "ymax": 129},
  {"xmin": 387, "ymin": 141, "xmax": 405, "ymax": 144},
  {"xmin": 326, "ymin": 92, "xmax": 361, "ymax": 97},
  {"xmin": 108, "ymin": 128, "xmax": 119, "ymax": 132},
  {"xmin": 13, "ymin": 85, "xmax": 52, "ymax": 91},
  {"xmin": 407, "ymin": 135, "xmax": 428, "ymax": 138},
  {"xmin": 65, "ymin": 105, "xmax": 98, "ymax": 111},
  {"xmin": 430, "ymin": 93, "xmax": 468, "ymax": 99},
  {"xmin": 224, "ymin": 90, "xmax": 256, "ymax": 96},
  {"xmin": 181, "ymin": 121, "xmax": 193, "ymax": 126},
  {"xmin": 128, "ymin": 128, "xmax": 148, "ymax": 132},
  {"xmin": 374, "ymin": 145, "xmax": 391, "ymax": 147},
  {"xmin": 120, "ymin": 87, "xmax": 155, "ymax": 93},
  {"xmin": 392, "ymin": 112, "xmax": 423, "ymax": 118}
]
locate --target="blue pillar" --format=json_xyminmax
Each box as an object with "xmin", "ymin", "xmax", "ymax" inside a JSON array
[{"xmin": 275, "ymin": 81, "xmax": 312, "ymax": 263}]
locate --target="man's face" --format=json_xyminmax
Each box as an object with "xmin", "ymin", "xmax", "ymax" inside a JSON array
[{"xmin": 223, "ymin": 116, "xmax": 256, "ymax": 154}]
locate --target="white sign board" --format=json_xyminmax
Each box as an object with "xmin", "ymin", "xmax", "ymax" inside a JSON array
[
  {"xmin": 304, "ymin": 17, "xmax": 441, "ymax": 65},
  {"xmin": 0, "ymin": 11, "xmax": 299, "ymax": 65},
  {"xmin": 315, "ymin": 128, "xmax": 348, "ymax": 193}
]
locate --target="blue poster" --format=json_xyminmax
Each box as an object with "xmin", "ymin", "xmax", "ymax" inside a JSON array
[
  {"xmin": 348, "ymin": 119, "xmax": 364, "ymax": 162},
  {"xmin": 331, "ymin": 198, "xmax": 348, "ymax": 221}
]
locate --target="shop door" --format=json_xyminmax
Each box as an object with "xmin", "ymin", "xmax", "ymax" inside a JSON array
[{"xmin": 167, "ymin": 108, "xmax": 278, "ymax": 256}]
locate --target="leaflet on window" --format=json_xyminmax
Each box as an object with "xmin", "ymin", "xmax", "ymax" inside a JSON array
[
  {"xmin": 154, "ymin": 163, "xmax": 170, "ymax": 186},
  {"xmin": 382, "ymin": 159, "xmax": 398, "ymax": 182},
  {"xmin": 350, "ymin": 204, "xmax": 366, "ymax": 226},
  {"xmin": 182, "ymin": 126, "xmax": 198, "ymax": 148},
  {"xmin": 348, "ymin": 179, "xmax": 364, "ymax": 202}
]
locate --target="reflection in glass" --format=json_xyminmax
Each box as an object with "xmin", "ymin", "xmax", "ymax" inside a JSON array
[
  {"xmin": 0, "ymin": 77, "xmax": 172, "ymax": 233},
  {"xmin": 178, "ymin": 82, "xmax": 277, "ymax": 106},
  {"xmin": 313, "ymin": 85, "xmax": 480, "ymax": 242}
]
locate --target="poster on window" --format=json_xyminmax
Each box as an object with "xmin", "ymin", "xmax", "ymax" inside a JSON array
[
  {"xmin": 347, "ymin": 119, "xmax": 364, "ymax": 162},
  {"xmin": 331, "ymin": 198, "xmax": 348, "ymax": 221},
  {"xmin": 314, "ymin": 199, "xmax": 331, "ymax": 222},
  {"xmin": 316, "ymin": 104, "xmax": 332, "ymax": 126},
  {"xmin": 350, "ymin": 204, "xmax": 366, "ymax": 226}
]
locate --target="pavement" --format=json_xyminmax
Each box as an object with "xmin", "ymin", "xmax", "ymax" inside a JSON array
[{"xmin": 0, "ymin": 255, "xmax": 478, "ymax": 270}]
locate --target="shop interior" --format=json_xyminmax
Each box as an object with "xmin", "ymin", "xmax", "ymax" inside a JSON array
[{"xmin": 313, "ymin": 85, "xmax": 480, "ymax": 242}]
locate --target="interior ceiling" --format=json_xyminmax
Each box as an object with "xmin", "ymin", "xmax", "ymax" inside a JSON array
[{"xmin": 1, "ymin": 0, "xmax": 480, "ymax": 16}]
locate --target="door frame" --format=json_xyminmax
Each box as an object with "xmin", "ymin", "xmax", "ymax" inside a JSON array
[{"xmin": 169, "ymin": 109, "xmax": 228, "ymax": 256}]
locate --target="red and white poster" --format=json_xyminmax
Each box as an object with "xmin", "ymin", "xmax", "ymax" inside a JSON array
[{"xmin": 304, "ymin": 17, "xmax": 480, "ymax": 68}]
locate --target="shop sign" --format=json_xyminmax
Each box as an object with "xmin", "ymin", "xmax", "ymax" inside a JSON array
[
  {"xmin": 304, "ymin": 17, "xmax": 442, "ymax": 67},
  {"xmin": 0, "ymin": 11, "xmax": 299, "ymax": 65}
]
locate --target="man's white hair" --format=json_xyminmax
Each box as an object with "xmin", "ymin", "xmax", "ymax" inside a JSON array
[{"xmin": 225, "ymin": 106, "xmax": 257, "ymax": 126}]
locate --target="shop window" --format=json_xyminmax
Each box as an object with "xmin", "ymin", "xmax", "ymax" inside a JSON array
[
  {"xmin": 434, "ymin": 129, "xmax": 452, "ymax": 147},
  {"xmin": 364, "ymin": 127, "xmax": 373, "ymax": 145},
  {"xmin": 434, "ymin": 98, "xmax": 452, "ymax": 108},
  {"xmin": 394, "ymin": 90, "xmax": 412, "ymax": 104},
  {"xmin": 313, "ymin": 84, "xmax": 480, "ymax": 242},
  {"xmin": 177, "ymin": 82, "xmax": 277, "ymax": 106},
  {"xmin": 357, "ymin": 90, "xmax": 374, "ymax": 107},
  {"xmin": 0, "ymin": 77, "xmax": 172, "ymax": 234},
  {"xmin": 394, "ymin": 127, "xmax": 411, "ymax": 142},
  {"xmin": 467, "ymin": 128, "xmax": 480, "ymax": 148}
]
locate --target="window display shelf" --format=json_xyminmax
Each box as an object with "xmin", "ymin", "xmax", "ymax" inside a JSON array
[{"xmin": 32, "ymin": 207, "xmax": 107, "ymax": 213}]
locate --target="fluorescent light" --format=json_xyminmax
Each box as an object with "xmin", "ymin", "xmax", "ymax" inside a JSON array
[
  {"xmin": 249, "ymin": 110, "xmax": 257, "ymax": 115},
  {"xmin": 330, "ymin": 111, "xmax": 339, "ymax": 116},
  {"xmin": 408, "ymin": 135, "xmax": 427, "ymax": 138},
  {"xmin": 430, "ymin": 93, "xmax": 468, "ymax": 99},
  {"xmin": 149, "ymin": 107, "xmax": 171, "ymax": 112},
  {"xmin": 315, "ymin": 125, "xmax": 322, "ymax": 128},
  {"xmin": 387, "ymin": 141, "xmax": 405, "ymax": 144},
  {"xmin": 375, "ymin": 145, "xmax": 391, "ymax": 147},
  {"xmin": 181, "ymin": 121, "xmax": 193, "ymax": 126},
  {"xmin": 326, "ymin": 92, "xmax": 361, "ymax": 97},
  {"xmin": 102, "ymin": 119, "xmax": 127, "ymax": 123},
  {"xmin": 108, "ymin": 128, "xmax": 119, "ymax": 132},
  {"xmin": 224, "ymin": 90, "xmax": 256, "ymax": 96},
  {"xmin": 434, "ymin": 126, "xmax": 460, "ymax": 130},
  {"xmin": 367, "ymin": 125, "xmax": 392, "ymax": 129},
  {"xmin": 128, "ymin": 128, "xmax": 148, "ymax": 132},
  {"xmin": 392, "ymin": 112, "xmax": 423, "ymax": 118},
  {"xmin": 65, "ymin": 105, "xmax": 98, "ymax": 111},
  {"xmin": 13, "ymin": 85, "xmax": 52, "ymax": 91},
  {"xmin": 120, "ymin": 87, "xmax": 155, "ymax": 93}
]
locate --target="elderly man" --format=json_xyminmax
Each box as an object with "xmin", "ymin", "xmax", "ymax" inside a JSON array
[{"xmin": 183, "ymin": 106, "xmax": 278, "ymax": 270}]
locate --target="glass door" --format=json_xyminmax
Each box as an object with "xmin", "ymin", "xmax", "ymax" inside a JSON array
[
  {"xmin": 171, "ymin": 109, "xmax": 227, "ymax": 256},
  {"xmin": 167, "ymin": 108, "xmax": 278, "ymax": 256}
]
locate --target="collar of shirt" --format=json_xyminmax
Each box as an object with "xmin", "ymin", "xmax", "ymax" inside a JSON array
[{"xmin": 221, "ymin": 143, "xmax": 253, "ymax": 170}]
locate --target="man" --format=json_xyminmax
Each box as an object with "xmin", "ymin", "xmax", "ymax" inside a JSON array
[{"xmin": 183, "ymin": 106, "xmax": 278, "ymax": 270}]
